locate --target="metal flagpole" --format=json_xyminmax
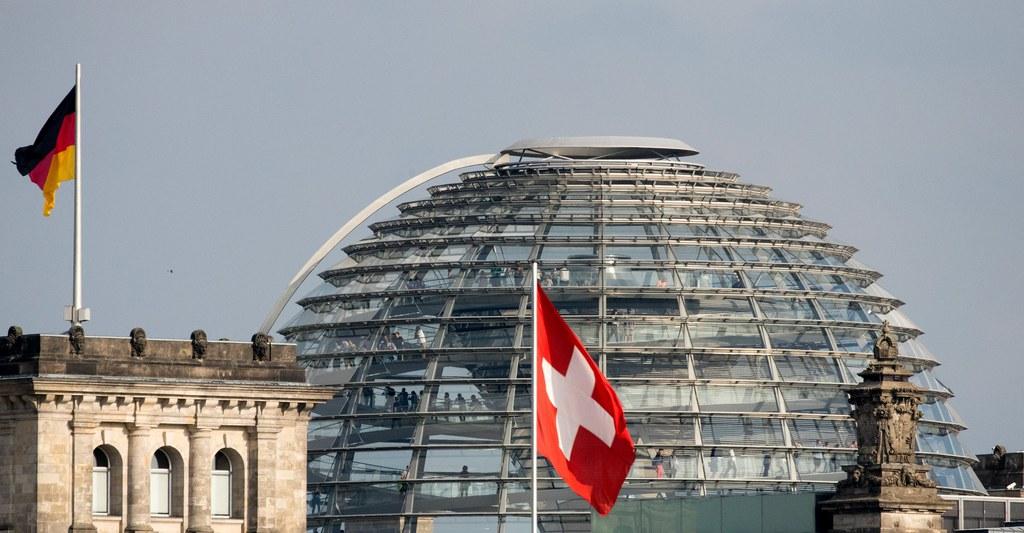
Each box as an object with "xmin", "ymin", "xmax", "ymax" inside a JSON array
[
  {"xmin": 531, "ymin": 261, "xmax": 539, "ymax": 533},
  {"xmin": 72, "ymin": 63, "xmax": 82, "ymax": 325}
]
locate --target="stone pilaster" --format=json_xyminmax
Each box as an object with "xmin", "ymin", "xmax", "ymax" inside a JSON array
[
  {"xmin": 69, "ymin": 418, "xmax": 99, "ymax": 533},
  {"xmin": 187, "ymin": 426, "xmax": 215, "ymax": 533},
  {"xmin": 0, "ymin": 420, "xmax": 12, "ymax": 533},
  {"xmin": 247, "ymin": 423, "xmax": 281, "ymax": 533},
  {"xmin": 125, "ymin": 424, "xmax": 154, "ymax": 533}
]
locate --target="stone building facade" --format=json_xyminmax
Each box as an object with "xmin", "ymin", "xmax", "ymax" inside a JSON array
[{"xmin": 0, "ymin": 328, "xmax": 333, "ymax": 533}]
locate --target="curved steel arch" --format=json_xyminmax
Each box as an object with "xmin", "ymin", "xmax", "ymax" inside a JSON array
[{"xmin": 259, "ymin": 154, "xmax": 495, "ymax": 334}]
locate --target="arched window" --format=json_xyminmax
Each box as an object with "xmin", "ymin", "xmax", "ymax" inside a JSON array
[
  {"xmin": 212, "ymin": 451, "xmax": 232, "ymax": 517},
  {"xmin": 150, "ymin": 449, "xmax": 172, "ymax": 516},
  {"xmin": 92, "ymin": 448, "xmax": 110, "ymax": 515},
  {"xmin": 211, "ymin": 448, "xmax": 245, "ymax": 519}
]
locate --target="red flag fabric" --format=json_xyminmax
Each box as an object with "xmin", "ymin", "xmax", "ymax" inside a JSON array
[{"xmin": 534, "ymin": 282, "xmax": 634, "ymax": 515}]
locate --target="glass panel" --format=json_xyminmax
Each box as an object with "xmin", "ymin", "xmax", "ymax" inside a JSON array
[
  {"xmin": 546, "ymin": 293, "xmax": 600, "ymax": 316},
  {"xmin": 919, "ymin": 398, "xmax": 964, "ymax": 426},
  {"xmin": 355, "ymin": 384, "xmax": 424, "ymax": 414},
  {"xmin": 787, "ymin": 419, "xmax": 857, "ymax": 447},
  {"xmin": 442, "ymin": 323, "xmax": 516, "ymax": 348},
  {"xmin": 538, "ymin": 264, "xmax": 600, "ymax": 287},
  {"xmin": 422, "ymin": 417, "xmax": 506, "ymax": 445},
  {"xmin": 689, "ymin": 324, "xmax": 763, "ymax": 348},
  {"xmin": 412, "ymin": 481, "xmax": 499, "ymax": 512},
  {"xmin": 434, "ymin": 384, "xmax": 509, "ymax": 414},
  {"xmin": 435, "ymin": 353, "xmax": 511, "ymax": 380},
  {"xmin": 363, "ymin": 355, "xmax": 429, "ymax": 381},
  {"xmin": 632, "ymin": 449, "xmax": 700, "ymax": 479},
  {"xmin": 794, "ymin": 451, "xmax": 854, "ymax": 482},
  {"xmin": 692, "ymin": 354, "xmax": 771, "ymax": 380},
  {"xmin": 384, "ymin": 294, "xmax": 446, "ymax": 320},
  {"xmin": 917, "ymin": 425, "xmax": 967, "ymax": 456},
  {"xmin": 700, "ymin": 416, "xmax": 785, "ymax": 446},
  {"xmin": 606, "ymin": 322, "xmax": 684, "ymax": 347},
  {"xmin": 605, "ymin": 224, "xmax": 663, "ymax": 238},
  {"xmin": 680, "ymin": 269, "xmax": 743, "ymax": 289},
  {"xmin": 606, "ymin": 355, "xmax": 690, "ymax": 379},
  {"xmin": 212, "ymin": 472, "xmax": 231, "ymax": 517},
  {"xmin": 92, "ymin": 469, "xmax": 109, "ymax": 514},
  {"xmin": 780, "ymin": 388, "xmax": 850, "ymax": 414},
  {"xmin": 605, "ymin": 245, "xmax": 671, "ymax": 261},
  {"xmin": 627, "ymin": 416, "xmax": 696, "ymax": 446},
  {"xmin": 731, "ymin": 247, "xmax": 788, "ymax": 264},
  {"xmin": 686, "ymin": 297, "xmax": 754, "ymax": 319},
  {"xmin": 747, "ymin": 270, "xmax": 803, "ymax": 290},
  {"xmin": 405, "ymin": 267, "xmax": 463, "ymax": 290},
  {"xmin": 342, "ymin": 450, "xmax": 412, "ymax": 481},
  {"xmin": 613, "ymin": 383, "xmax": 693, "ymax": 411},
  {"xmin": 704, "ymin": 449, "xmax": 789, "ymax": 479},
  {"xmin": 695, "ymin": 385, "xmax": 778, "ymax": 412},
  {"xmin": 150, "ymin": 471, "xmax": 170, "ymax": 515},
  {"xmin": 317, "ymin": 482, "xmax": 404, "ymax": 515},
  {"xmin": 450, "ymin": 294, "xmax": 521, "ymax": 317},
  {"xmin": 674, "ymin": 246, "xmax": 732, "ymax": 262},
  {"xmin": 338, "ymin": 419, "xmax": 416, "ymax": 449},
  {"xmin": 832, "ymin": 328, "xmax": 877, "ymax": 353},
  {"xmin": 298, "ymin": 326, "xmax": 378, "ymax": 355},
  {"xmin": 766, "ymin": 326, "xmax": 831, "ymax": 350},
  {"xmin": 537, "ymin": 246, "xmax": 598, "ymax": 260},
  {"xmin": 775, "ymin": 356, "xmax": 844, "ymax": 383},
  {"xmin": 818, "ymin": 299, "xmax": 882, "ymax": 323},
  {"xmin": 605, "ymin": 266, "xmax": 677, "ymax": 288},
  {"xmin": 546, "ymin": 224, "xmax": 596, "ymax": 237},
  {"xmin": 461, "ymin": 266, "xmax": 525, "ymax": 289},
  {"xmin": 802, "ymin": 273, "xmax": 857, "ymax": 293},
  {"xmin": 608, "ymin": 295, "xmax": 679, "ymax": 316},
  {"xmin": 757, "ymin": 297, "xmax": 817, "ymax": 320},
  {"xmin": 473, "ymin": 244, "xmax": 533, "ymax": 261},
  {"xmin": 421, "ymin": 448, "xmax": 502, "ymax": 478},
  {"xmin": 921, "ymin": 457, "xmax": 987, "ymax": 492}
]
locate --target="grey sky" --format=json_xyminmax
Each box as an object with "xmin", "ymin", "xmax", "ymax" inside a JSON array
[{"xmin": 1, "ymin": 1, "xmax": 1021, "ymax": 453}]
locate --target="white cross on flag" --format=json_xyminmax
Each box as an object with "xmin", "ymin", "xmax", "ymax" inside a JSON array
[{"xmin": 534, "ymin": 282, "xmax": 634, "ymax": 515}]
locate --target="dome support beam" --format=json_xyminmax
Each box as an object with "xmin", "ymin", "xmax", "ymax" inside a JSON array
[{"xmin": 259, "ymin": 154, "xmax": 495, "ymax": 335}]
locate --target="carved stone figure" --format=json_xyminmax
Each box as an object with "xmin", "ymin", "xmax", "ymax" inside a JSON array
[
  {"xmin": 129, "ymin": 327, "xmax": 147, "ymax": 358},
  {"xmin": 190, "ymin": 329, "xmax": 208, "ymax": 360},
  {"xmin": 68, "ymin": 325, "xmax": 85, "ymax": 355},
  {"xmin": 0, "ymin": 325, "xmax": 23, "ymax": 358},
  {"xmin": 252, "ymin": 332, "xmax": 272, "ymax": 362},
  {"xmin": 873, "ymin": 320, "xmax": 899, "ymax": 360}
]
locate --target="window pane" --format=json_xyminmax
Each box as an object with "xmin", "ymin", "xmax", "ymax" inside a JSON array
[
  {"xmin": 150, "ymin": 471, "xmax": 169, "ymax": 515},
  {"xmin": 627, "ymin": 416, "xmax": 696, "ymax": 446},
  {"xmin": 693, "ymin": 354, "xmax": 771, "ymax": 380},
  {"xmin": 704, "ymin": 449, "xmax": 789, "ymax": 480},
  {"xmin": 689, "ymin": 324, "xmax": 763, "ymax": 348},
  {"xmin": 695, "ymin": 385, "xmax": 778, "ymax": 412},
  {"xmin": 608, "ymin": 295, "xmax": 679, "ymax": 316},
  {"xmin": 766, "ymin": 326, "xmax": 830, "ymax": 350},
  {"xmin": 212, "ymin": 472, "xmax": 230, "ymax": 516},
  {"xmin": 700, "ymin": 416, "xmax": 785, "ymax": 446},
  {"xmin": 680, "ymin": 269, "xmax": 743, "ymax": 289},
  {"xmin": 774, "ymin": 356, "xmax": 844, "ymax": 383},
  {"xmin": 794, "ymin": 451, "xmax": 854, "ymax": 482},
  {"xmin": 787, "ymin": 419, "xmax": 857, "ymax": 448},
  {"xmin": 605, "ymin": 267, "xmax": 676, "ymax": 288},
  {"xmin": 684, "ymin": 297, "xmax": 753, "ymax": 318},
  {"xmin": 92, "ymin": 469, "xmax": 109, "ymax": 515},
  {"xmin": 757, "ymin": 298, "xmax": 817, "ymax": 320},
  {"xmin": 780, "ymin": 388, "xmax": 850, "ymax": 414},
  {"xmin": 613, "ymin": 384, "xmax": 693, "ymax": 411}
]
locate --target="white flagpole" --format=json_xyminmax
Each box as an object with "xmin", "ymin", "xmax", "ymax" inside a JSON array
[
  {"xmin": 531, "ymin": 261, "xmax": 539, "ymax": 533},
  {"xmin": 72, "ymin": 63, "xmax": 82, "ymax": 325}
]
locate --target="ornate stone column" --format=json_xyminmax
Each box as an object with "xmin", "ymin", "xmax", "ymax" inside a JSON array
[
  {"xmin": 125, "ymin": 424, "xmax": 154, "ymax": 533},
  {"xmin": 820, "ymin": 323, "xmax": 951, "ymax": 533},
  {"xmin": 69, "ymin": 418, "xmax": 99, "ymax": 533},
  {"xmin": 187, "ymin": 426, "xmax": 214, "ymax": 533},
  {"xmin": 247, "ymin": 421, "xmax": 280, "ymax": 533}
]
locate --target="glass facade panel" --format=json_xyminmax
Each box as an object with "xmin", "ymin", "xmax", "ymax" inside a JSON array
[
  {"xmin": 614, "ymin": 384, "xmax": 693, "ymax": 411},
  {"xmin": 700, "ymin": 416, "xmax": 786, "ymax": 446},
  {"xmin": 774, "ymin": 356, "xmax": 843, "ymax": 383},
  {"xmin": 692, "ymin": 354, "xmax": 771, "ymax": 380},
  {"xmin": 695, "ymin": 386, "xmax": 778, "ymax": 412},
  {"xmin": 689, "ymin": 324, "xmax": 763, "ymax": 348}
]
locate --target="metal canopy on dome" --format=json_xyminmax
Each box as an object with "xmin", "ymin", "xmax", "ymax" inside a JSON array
[{"xmin": 500, "ymin": 136, "xmax": 699, "ymax": 160}]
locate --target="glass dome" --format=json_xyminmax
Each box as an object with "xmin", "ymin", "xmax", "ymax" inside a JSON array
[{"xmin": 282, "ymin": 138, "xmax": 983, "ymax": 533}]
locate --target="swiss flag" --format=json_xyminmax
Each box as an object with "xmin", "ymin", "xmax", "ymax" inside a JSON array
[{"xmin": 534, "ymin": 282, "xmax": 635, "ymax": 515}]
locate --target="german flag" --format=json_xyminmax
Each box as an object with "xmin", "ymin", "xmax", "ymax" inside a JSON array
[{"xmin": 14, "ymin": 87, "xmax": 76, "ymax": 216}]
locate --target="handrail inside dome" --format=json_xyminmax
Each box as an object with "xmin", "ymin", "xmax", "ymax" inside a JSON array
[{"xmin": 258, "ymin": 153, "xmax": 497, "ymax": 335}]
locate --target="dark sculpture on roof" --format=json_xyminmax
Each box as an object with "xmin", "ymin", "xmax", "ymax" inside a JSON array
[
  {"xmin": 190, "ymin": 329, "xmax": 208, "ymax": 360},
  {"xmin": 68, "ymin": 325, "xmax": 85, "ymax": 355},
  {"xmin": 129, "ymin": 327, "xmax": 147, "ymax": 358},
  {"xmin": 1, "ymin": 326, "xmax": 24, "ymax": 359},
  {"xmin": 252, "ymin": 332, "xmax": 271, "ymax": 362}
]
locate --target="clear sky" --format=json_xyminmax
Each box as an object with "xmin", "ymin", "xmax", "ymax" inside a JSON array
[{"xmin": 1, "ymin": 1, "xmax": 1021, "ymax": 453}]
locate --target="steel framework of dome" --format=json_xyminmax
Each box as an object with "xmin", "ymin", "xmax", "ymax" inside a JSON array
[{"xmin": 279, "ymin": 137, "xmax": 983, "ymax": 533}]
